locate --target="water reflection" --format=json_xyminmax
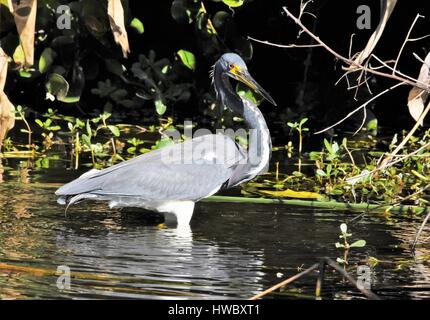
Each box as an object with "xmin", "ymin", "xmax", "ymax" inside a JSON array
[
  {"xmin": 53, "ymin": 221, "xmax": 266, "ymax": 299},
  {"xmin": 0, "ymin": 174, "xmax": 429, "ymax": 299}
]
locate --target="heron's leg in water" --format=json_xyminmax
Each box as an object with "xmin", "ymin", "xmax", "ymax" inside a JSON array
[{"xmin": 159, "ymin": 201, "xmax": 195, "ymax": 226}]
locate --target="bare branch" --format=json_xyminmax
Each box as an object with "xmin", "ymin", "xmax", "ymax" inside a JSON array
[
  {"xmin": 393, "ymin": 14, "xmax": 425, "ymax": 74},
  {"xmin": 281, "ymin": 6, "xmax": 430, "ymax": 91},
  {"xmin": 248, "ymin": 36, "xmax": 322, "ymax": 49},
  {"xmin": 314, "ymin": 82, "xmax": 405, "ymax": 135}
]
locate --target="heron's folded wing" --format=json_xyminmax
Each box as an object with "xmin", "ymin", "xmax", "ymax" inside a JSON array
[{"xmin": 56, "ymin": 134, "xmax": 246, "ymax": 201}]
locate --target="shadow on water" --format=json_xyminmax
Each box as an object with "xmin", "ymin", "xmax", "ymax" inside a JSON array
[{"xmin": 0, "ymin": 162, "xmax": 429, "ymax": 299}]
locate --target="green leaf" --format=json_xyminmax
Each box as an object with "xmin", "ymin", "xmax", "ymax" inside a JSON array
[
  {"xmin": 332, "ymin": 142, "xmax": 339, "ymax": 154},
  {"xmin": 350, "ymin": 240, "xmax": 366, "ymax": 248},
  {"xmin": 222, "ymin": 0, "xmax": 244, "ymax": 7},
  {"xmin": 108, "ymin": 125, "xmax": 120, "ymax": 137},
  {"xmin": 13, "ymin": 44, "xmax": 25, "ymax": 65},
  {"xmin": 177, "ymin": 49, "xmax": 196, "ymax": 71},
  {"xmin": 76, "ymin": 118, "xmax": 85, "ymax": 128},
  {"xmin": 237, "ymin": 89, "xmax": 257, "ymax": 104},
  {"xmin": 316, "ymin": 169, "xmax": 327, "ymax": 177},
  {"xmin": 81, "ymin": 134, "xmax": 91, "ymax": 148},
  {"xmin": 48, "ymin": 125, "xmax": 61, "ymax": 131},
  {"xmin": 367, "ymin": 118, "xmax": 378, "ymax": 136},
  {"xmin": 130, "ymin": 18, "xmax": 144, "ymax": 34},
  {"xmin": 299, "ymin": 118, "xmax": 308, "ymax": 126},
  {"xmin": 171, "ymin": 0, "xmax": 196, "ymax": 24},
  {"xmin": 139, "ymin": 148, "xmax": 151, "ymax": 154},
  {"xmin": 155, "ymin": 99, "xmax": 167, "ymax": 115},
  {"xmin": 161, "ymin": 65, "xmax": 169, "ymax": 74},
  {"xmin": 324, "ymin": 138, "xmax": 333, "ymax": 154},
  {"xmin": 60, "ymin": 96, "xmax": 80, "ymax": 103},
  {"xmin": 340, "ymin": 223, "xmax": 348, "ymax": 234},
  {"xmin": 86, "ymin": 120, "xmax": 92, "ymax": 137},
  {"xmin": 368, "ymin": 256, "xmax": 379, "ymax": 267},
  {"xmin": 19, "ymin": 70, "xmax": 32, "ymax": 78},
  {"xmin": 35, "ymin": 119, "xmax": 44, "ymax": 127},
  {"xmin": 154, "ymin": 137, "xmax": 174, "ymax": 149},
  {"xmin": 39, "ymin": 48, "xmax": 56, "ymax": 74},
  {"xmin": 45, "ymin": 73, "xmax": 69, "ymax": 101}
]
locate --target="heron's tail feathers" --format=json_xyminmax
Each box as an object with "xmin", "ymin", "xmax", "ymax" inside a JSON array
[{"xmin": 58, "ymin": 193, "xmax": 98, "ymax": 216}]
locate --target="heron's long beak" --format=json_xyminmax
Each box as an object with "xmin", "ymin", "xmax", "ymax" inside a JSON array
[{"xmin": 232, "ymin": 68, "xmax": 277, "ymax": 106}]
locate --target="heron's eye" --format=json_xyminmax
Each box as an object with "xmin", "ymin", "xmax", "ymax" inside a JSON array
[{"xmin": 229, "ymin": 64, "xmax": 239, "ymax": 74}]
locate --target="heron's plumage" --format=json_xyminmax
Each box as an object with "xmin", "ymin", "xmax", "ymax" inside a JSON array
[
  {"xmin": 56, "ymin": 53, "xmax": 276, "ymax": 225},
  {"xmin": 56, "ymin": 134, "xmax": 246, "ymax": 202}
]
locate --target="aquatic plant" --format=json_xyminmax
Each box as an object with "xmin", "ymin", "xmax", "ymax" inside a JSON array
[{"xmin": 335, "ymin": 223, "xmax": 366, "ymax": 267}]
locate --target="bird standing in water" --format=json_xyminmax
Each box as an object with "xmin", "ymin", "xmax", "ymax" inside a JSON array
[{"xmin": 56, "ymin": 53, "xmax": 276, "ymax": 225}]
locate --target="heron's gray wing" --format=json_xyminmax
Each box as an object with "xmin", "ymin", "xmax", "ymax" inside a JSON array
[{"xmin": 56, "ymin": 134, "xmax": 246, "ymax": 201}]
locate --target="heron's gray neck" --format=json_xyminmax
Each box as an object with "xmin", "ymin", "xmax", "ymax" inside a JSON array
[
  {"xmin": 242, "ymin": 100, "xmax": 272, "ymax": 176},
  {"xmin": 213, "ymin": 62, "xmax": 271, "ymax": 177}
]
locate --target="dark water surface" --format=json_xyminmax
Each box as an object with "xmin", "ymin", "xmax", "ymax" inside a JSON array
[{"xmin": 0, "ymin": 164, "xmax": 429, "ymax": 300}]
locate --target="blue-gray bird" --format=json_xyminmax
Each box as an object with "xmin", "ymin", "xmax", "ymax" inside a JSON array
[{"xmin": 56, "ymin": 53, "xmax": 276, "ymax": 225}]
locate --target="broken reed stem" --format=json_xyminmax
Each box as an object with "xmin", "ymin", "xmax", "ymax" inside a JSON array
[
  {"xmin": 249, "ymin": 258, "xmax": 381, "ymax": 300},
  {"xmin": 249, "ymin": 263, "xmax": 319, "ymax": 300},
  {"xmin": 315, "ymin": 259, "xmax": 326, "ymax": 298},
  {"xmin": 323, "ymin": 258, "xmax": 381, "ymax": 300},
  {"xmin": 412, "ymin": 207, "xmax": 430, "ymax": 251}
]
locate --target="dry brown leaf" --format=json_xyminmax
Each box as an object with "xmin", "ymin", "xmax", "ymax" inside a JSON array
[
  {"xmin": 407, "ymin": 52, "xmax": 430, "ymax": 125},
  {"xmin": 0, "ymin": 49, "xmax": 8, "ymax": 91},
  {"xmin": 11, "ymin": 0, "xmax": 37, "ymax": 67},
  {"xmin": 108, "ymin": 0, "xmax": 130, "ymax": 58},
  {"xmin": 0, "ymin": 48, "xmax": 15, "ymax": 149},
  {"xmin": 353, "ymin": 0, "xmax": 397, "ymax": 65}
]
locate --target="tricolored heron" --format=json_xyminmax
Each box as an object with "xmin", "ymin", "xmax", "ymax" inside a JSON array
[{"xmin": 56, "ymin": 53, "xmax": 276, "ymax": 225}]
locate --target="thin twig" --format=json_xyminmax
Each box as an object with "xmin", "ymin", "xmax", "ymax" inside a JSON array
[
  {"xmin": 353, "ymin": 106, "xmax": 367, "ymax": 135},
  {"xmin": 248, "ymin": 36, "xmax": 322, "ymax": 49},
  {"xmin": 315, "ymin": 259, "xmax": 326, "ymax": 298},
  {"xmin": 393, "ymin": 14, "xmax": 425, "ymax": 74},
  {"xmin": 249, "ymin": 263, "xmax": 319, "ymax": 300},
  {"xmin": 314, "ymin": 82, "xmax": 405, "ymax": 135},
  {"xmin": 412, "ymin": 207, "xmax": 430, "ymax": 251},
  {"xmin": 372, "ymin": 54, "xmax": 425, "ymax": 85},
  {"xmin": 348, "ymin": 33, "xmax": 356, "ymax": 59},
  {"xmin": 409, "ymin": 34, "xmax": 430, "ymax": 42}
]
